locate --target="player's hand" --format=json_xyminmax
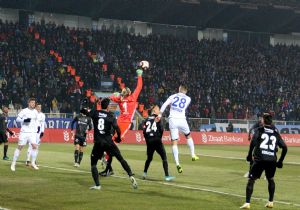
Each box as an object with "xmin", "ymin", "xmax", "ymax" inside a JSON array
[
  {"xmin": 246, "ymin": 155, "xmax": 252, "ymax": 162},
  {"xmin": 71, "ymin": 130, "xmax": 75, "ymax": 135},
  {"xmin": 115, "ymin": 136, "xmax": 122, "ymax": 143},
  {"xmin": 40, "ymin": 132, "xmax": 44, "ymax": 138},
  {"xmin": 155, "ymin": 116, "xmax": 161, "ymax": 122},
  {"xmin": 23, "ymin": 118, "xmax": 31, "ymax": 123},
  {"xmin": 136, "ymin": 69, "xmax": 143, "ymax": 76},
  {"xmin": 276, "ymin": 161, "xmax": 283, "ymax": 168},
  {"xmin": 113, "ymin": 92, "xmax": 120, "ymax": 97},
  {"xmin": 248, "ymin": 135, "xmax": 251, "ymax": 141}
]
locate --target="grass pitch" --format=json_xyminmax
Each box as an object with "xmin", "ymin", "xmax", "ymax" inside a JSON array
[{"xmin": 0, "ymin": 143, "xmax": 299, "ymax": 210}]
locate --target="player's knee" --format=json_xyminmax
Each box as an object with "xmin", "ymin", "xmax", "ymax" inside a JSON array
[
  {"xmin": 147, "ymin": 156, "xmax": 153, "ymax": 162},
  {"xmin": 248, "ymin": 178, "xmax": 256, "ymax": 184},
  {"xmin": 185, "ymin": 133, "xmax": 191, "ymax": 138},
  {"xmin": 267, "ymin": 177, "xmax": 274, "ymax": 183}
]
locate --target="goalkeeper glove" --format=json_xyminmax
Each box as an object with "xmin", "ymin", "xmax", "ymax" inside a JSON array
[
  {"xmin": 246, "ymin": 155, "xmax": 252, "ymax": 162},
  {"xmin": 23, "ymin": 118, "xmax": 31, "ymax": 123},
  {"xmin": 136, "ymin": 69, "xmax": 143, "ymax": 76},
  {"xmin": 40, "ymin": 132, "xmax": 44, "ymax": 138},
  {"xmin": 113, "ymin": 92, "xmax": 120, "ymax": 97}
]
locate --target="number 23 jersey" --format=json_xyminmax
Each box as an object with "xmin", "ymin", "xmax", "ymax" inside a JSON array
[{"xmin": 252, "ymin": 126, "xmax": 287, "ymax": 162}]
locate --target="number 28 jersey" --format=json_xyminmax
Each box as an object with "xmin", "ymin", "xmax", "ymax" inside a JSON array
[
  {"xmin": 252, "ymin": 126, "xmax": 287, "ymax": 162},
  {"xmin": 160, "ymin": 93, "xmax": 191, "ymax": 119}
]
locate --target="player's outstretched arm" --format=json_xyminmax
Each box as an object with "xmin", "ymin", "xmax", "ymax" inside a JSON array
[{"xmin": 160, "ymin": 97, "xmax": 172, "ymax": 115}]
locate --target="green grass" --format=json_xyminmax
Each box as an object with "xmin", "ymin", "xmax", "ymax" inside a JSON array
[{"xmin": 0, "ymin": 143, "xmax": 299, "ymax": 210}]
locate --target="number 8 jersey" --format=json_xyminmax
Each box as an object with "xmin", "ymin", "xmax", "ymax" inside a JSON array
[
  {"xmin": 160, "ymin": 93, "xmax": 191, "ymax": 119},
  {"xmin": 251, "ymin": 126, "xmax": 287, "ymax": 162}
]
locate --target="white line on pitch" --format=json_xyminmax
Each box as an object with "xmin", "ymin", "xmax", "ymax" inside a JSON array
[
  {"xmin": 38, "ymin": 164, "xmax": 300, "ymax": 208},
  {"xmin": 0, "ymin": 206, "xmax": 11, "ymax": 210},
  {"xmin": 181, "ymin": 152, "xmax": 300, "ymax": 165}
]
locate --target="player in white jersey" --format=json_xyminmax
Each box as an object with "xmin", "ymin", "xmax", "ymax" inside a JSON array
[
  {"xmin": 11, "ymin": 98, "xmax": 39, "ymax": 171},
  {"xmin": 26, "ymin": 103, "xmax": 45, "ymax": 166},
  {"xmin": 160, "ymin": 85, "xmax": 199, "ymax": 173}
]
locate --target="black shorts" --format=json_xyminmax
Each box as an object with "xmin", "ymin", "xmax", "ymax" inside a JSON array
[
  {"xmin": 0, "ymin": 131, "xmax": 8, "ymax": 144},
  {"xmin": 249, "ymin": 160, "xmax": 277, "ymax": 179},
  {"xmin": 146, "ymin": 138, "xmax": 167, "ymax": 160},
  {"xmin": 74, "ymin": 135, "xmax": 87, "ymax": 147},
  {"xmin": 91, "ymin": 139, "xmax": 122, "ymax": 166}
]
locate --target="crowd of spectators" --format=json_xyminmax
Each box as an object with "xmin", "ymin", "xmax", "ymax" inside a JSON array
[
  {"xmin": 1, "ymin": 20, "xmax": 300, "ymax": 121},
  {"xmin": 0, "ymin": 20, "xmax": 80, "ymax": 115}
]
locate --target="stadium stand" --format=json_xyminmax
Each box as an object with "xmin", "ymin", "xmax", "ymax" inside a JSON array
[{"xmin": 1, "ymin": 20, "xmax": 300, "ymax": 120}]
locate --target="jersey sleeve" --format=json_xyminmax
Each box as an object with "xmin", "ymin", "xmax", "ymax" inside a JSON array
[
  {"xmin": 40, "ymin": 114, "xmax": 46, "ymax": 132},
  {"xmin": 16, "ymin": 109, "xmax": 25, "ymax": 123},
  {"xmin": 109, "ymin": 95, "xmax": 121, "ymax": 103},
  {"xmin": 160, "ymin": 96, "xmax": 173, "ymax": 114},
  {"xmin": 276, "ymin": 133, "xmax": 288, "ymax": 162},
  {"xmin": 131, "ymin": 76, "xmax": 143, "ymax": 101}
]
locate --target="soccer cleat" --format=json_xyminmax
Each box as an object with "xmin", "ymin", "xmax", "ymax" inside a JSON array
[
  {"xmin": 165, "ymin": 176, "xmax": 175, "ymax": 181},
  {"xmin": 176, "ymin": 165, "xmax": 183, "ymax": 173},
  {"xmin": 265, "ymin": 201, "xmax": 273, "ymax": 208},
  {"xmin": 31, "ymin": 163, "xmax": 39, "ymax": 170},
  {"xmin": 130, "ymin": 176, "xmax": 138, "ymax": 189},
  {"xmin": 142, "ymin": 172, "xmax": 147, "ymax": 180},
  {"xmin": 99, "ymin": 169, "xmax": 114, "ymax": 177},
  {"xmin": 26, "ymin": 161, "xmax": 30, "ymax": 166},
  {"xmin": 3, "ymin": 156, "xmax": 9, "ymax": 160},
  {"xmin": 74, "ymin": 163, "xmax": 80, "ymax": 167},
  {"xmin": 192, "ymin": 155, "xmax": 199, "ymax": 161},
  {"xmin": 89, "ymin": 185, "xmax": 101, "ymax": 190},
  {"xmin": 244, "ymin": 172, "xmax": 249, "ymax": 178},
  {"xmin": 240, "ymin": 203, "xmax": 250, "ymax": 209},
  {"xmin": 10, "ymin": 162, "xmax": 16, "ymax": 172}
]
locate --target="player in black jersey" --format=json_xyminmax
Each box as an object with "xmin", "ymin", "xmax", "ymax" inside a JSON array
[
  {"xmin": 85, "ymin": 98, "xmax": 137, "ymax": 190},
  {"xmin": 240, "ymin": 113, "xmax": 288, "ymax": 209},
  {"xmin": 0, "ymin": 105, "xmax": 14, "ymax": 160},
  {"xmin": 142, "ymin": 105, "xmax": 175, "ymax": 181},
  {"xmin": 71, "ymin": 109, "xmax": 92, "ymax": 167}
]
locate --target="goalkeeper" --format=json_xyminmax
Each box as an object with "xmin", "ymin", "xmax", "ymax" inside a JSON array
[{"xmin": 100, "ymin": 61, "xmax": 148, "ymax": 176}]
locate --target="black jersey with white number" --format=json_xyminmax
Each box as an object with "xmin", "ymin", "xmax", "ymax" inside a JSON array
[
  {"xmin": 71, "ymin": 114, "xmax": 92, "ymax": 138},
  {"xmin": 143, "ymin": 114, "xmax": 164, "ymax": 140},
  {"xmin": 88, "ymin": 109, "xmax": 119, "ymax": 143},
  {"xmin": 251, "ymin": 126, "xmax": 286, "ymax": 162}
]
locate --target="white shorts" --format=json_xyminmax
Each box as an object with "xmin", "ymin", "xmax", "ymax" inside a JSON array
[
  {"xmin": 169, "ymin": 118, "xmax": 190, "ymax": 140},
  {"xmin": 18, "ymin": 132, "xmax": 37, "ymax": 146}
]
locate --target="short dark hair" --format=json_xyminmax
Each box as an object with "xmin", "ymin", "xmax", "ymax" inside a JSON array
[
  {"xmin": 263, "ymin": 113, "xmax": 272, "ymax": 125},
  {"xmin": 36, "ymin": 102, "xmax": 41, "ymax": 106},
  {"xmin": 101, "ymin": 98, "xmax": 110, "ymax": 109},
  {"xmin": 28, "ymin": 97, "xmax": 36, "ymax": 103}
]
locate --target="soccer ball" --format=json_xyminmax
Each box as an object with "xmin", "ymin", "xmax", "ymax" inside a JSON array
[{"xmin": 140, "ymin": 60, "xmax": 149, "ymax": 70}]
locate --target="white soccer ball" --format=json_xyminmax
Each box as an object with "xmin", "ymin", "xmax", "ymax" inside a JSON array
[{"xmin": 140, "ymin": 60, "xmax": 149, "ymax": 70}]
